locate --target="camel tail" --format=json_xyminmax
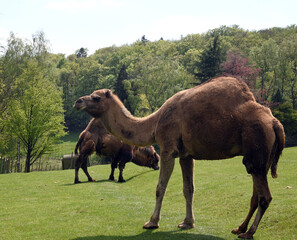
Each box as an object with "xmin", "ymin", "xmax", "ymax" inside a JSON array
[
  {"xmin": 271, "ymin": 119, "xmax": 285, "ymax": 178},
  {"xmin": 75, "ymin": 136, "xmax": 83, "ymax": 155}
]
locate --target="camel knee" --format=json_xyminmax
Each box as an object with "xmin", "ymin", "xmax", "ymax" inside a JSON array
[
  {"xmin": 119, "ymin": 161, "xmax": 126, "ymax": 170},
  {"xmin": 156, "ymin": 184, "xmax": 167, "ymax": 198},
  {"xmin": 111, "ymin": 160, "xmax": 118, "ymax": 169},
  {"xmin": 259, "ymin": 196, "xmax": 272, "ymax": 210},
  {"xmin": 183, "ymin": 183, "xmax": 194, "ymax": 197},
  {"xmin": 75, "ymin": 157, "xmax": 83, "ymax": 168}
]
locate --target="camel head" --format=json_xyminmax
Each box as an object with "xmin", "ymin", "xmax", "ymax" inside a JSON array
[
  {"xmin": 134, "ymin": 146, "xmax": 160, "ymax": 170},
  {"xmin": 74, "ymin": 89, "xmax": 112, "ymax": 118}
]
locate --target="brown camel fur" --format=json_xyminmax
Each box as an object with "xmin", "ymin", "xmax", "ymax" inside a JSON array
[
  {"xmin": 74, "ymin": 76, "xmax": 285, "ymax": 239},
  {"xmin": 74, "ymin": 118, "xmax": 160, "ymax": 184}
]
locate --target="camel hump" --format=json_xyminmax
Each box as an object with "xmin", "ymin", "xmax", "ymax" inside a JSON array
[{"xmin": 271, "ymin": 119, "xmax": 285, "ymax": 178}]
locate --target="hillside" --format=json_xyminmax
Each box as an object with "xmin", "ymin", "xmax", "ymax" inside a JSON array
[{"xmin": 0, "ymin": 148, "xmax": 296, "ymax": 240}]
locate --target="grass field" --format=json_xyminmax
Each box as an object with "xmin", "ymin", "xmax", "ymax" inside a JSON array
[
  {"xmin": 55, "ymin": 132, "xmax": 81, "ymax": 156},
  {"xmin": 0, "ymin": 147, "xmax": 296, "ymax": 240}
]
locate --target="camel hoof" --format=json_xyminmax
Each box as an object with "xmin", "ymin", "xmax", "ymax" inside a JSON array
[
  {"xmin": 238, "ymin": 232, "xmax": 253, "ymax": 239},
  {"xmin": 74, "ymin": 180, "xmax": 82, "ymax": 184},
  {"xmin": 118, "ymin": 178, "xmax": 126, "ymax": 183},
  {"xmin": 109, "ymin": 176, "xmax": 115, "ymax": 181},
  {"xmin": 178, "ymin": 221, "xmax": 195, "ymax": 229},
  {"xmin": 143, "ymin": 221, "xmax": 159, "ymax": 229},
  {"xmin": 232, "ymin": 227, "xmax": 247, "ymax": 235}
]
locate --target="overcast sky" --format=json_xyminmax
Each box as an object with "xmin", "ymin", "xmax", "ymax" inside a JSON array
[{"xmin": 1, "ymin": 0, "xmax": 296, "ymax": 56}]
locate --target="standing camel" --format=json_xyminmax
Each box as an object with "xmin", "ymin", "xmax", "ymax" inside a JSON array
[
  {"xmin": 74, "ymin": 118, "xmax": 159, "ymax": 184},
  {"xmin": 74, "ymin": 76, "xmax": 285, "ymax": 239}
]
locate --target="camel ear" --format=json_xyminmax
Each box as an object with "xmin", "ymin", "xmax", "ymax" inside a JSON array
[{"xmin": 105, "ymin": 90, "xmax": 111, "ymax": 98}]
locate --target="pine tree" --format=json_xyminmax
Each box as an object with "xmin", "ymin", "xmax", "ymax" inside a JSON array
[
  {"xmin": 114, "ymin": 65, "xmax": 128, "ymax": 103},
  {"xmin": 196, "ymin": 35, "xmax": 223, "ymax": 82},
  {"xmin": 76, "ymin": 47, "xmax": 88, "ymax": 58}
]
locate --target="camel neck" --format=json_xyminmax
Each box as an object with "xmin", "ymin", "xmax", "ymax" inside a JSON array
[{"xmin": 101, "ymin": 99, "xmax": 160, "ymax": 146}]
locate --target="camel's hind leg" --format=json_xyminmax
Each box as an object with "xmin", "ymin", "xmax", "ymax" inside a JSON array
[
  {"xmin": 178, "ymin": 157, "xmax": 195, "ymax": 229},
  {"xmin": 143, "ymin": 153, "xmax": 175, "ymax": 229},
  {"xmin": 237, "ymin": 175, "xmax": 272, "ymax": 239},
  {"xmin": 233, "ymin": 174, "xmax": 272, "ymax": 239},
  {"xmin": 74, "ymin": 154, "xmax": 86, "ymax": 184},
  {"xmin": 118, "ymin": 160, "xmax": 126, "ymax": 183},
  {"xmin": 75, "ymin": 140, "xmax": 95, "ymax": 184},
  {"xmin": 81, "ymin": 160, "xmax": 95, "ymax": 182},
  {"xmin": 232, "ymin": 183, "xmax": 258, "ymax": 235},
  {"xmin": 109, "ymin": 158, "xmax": 118, "ymax": 181}
]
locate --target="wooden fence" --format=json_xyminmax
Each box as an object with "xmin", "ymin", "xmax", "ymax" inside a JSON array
[
  {"xmin": 0, "ymin": 156, "xmax": 62, "ymax": 174},
  {"xmin": 0, "ymin": 154, "xmax": 110, "ymax": 174}
]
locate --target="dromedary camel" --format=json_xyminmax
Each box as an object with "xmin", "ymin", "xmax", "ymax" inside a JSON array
[
  {"xmin": 74, "ymin": 76, "xmax": 285, "ymax": 239},
  {"xmin": 74, "ymin": 118, "xmax": 159, "ymax": 184}
]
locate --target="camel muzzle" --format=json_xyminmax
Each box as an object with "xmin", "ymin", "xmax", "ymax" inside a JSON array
[
  {"xmin": 153, "ymin": 165, "xmax": 160, "ymax": 170},
  {"xmin": 74, "ymin": 99, "xmax": 86, "ymax": 110}
]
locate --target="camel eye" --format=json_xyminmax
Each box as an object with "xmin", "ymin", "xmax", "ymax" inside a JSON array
[{"xmin": 92, "ymin": 96, "xmax": 101, "ymax": 102}]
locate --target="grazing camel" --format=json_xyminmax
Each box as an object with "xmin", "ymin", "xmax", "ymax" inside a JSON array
[
  {"xmin": 74, "ymin": 76, "xmax": 285, "ymax": 239},
  {"xmin": 74, "ymin": 118, "xmax": 160, "ymax": 184}
]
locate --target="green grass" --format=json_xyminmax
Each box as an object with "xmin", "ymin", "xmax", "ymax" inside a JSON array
[
  {"xmin": 55, "ymin": 131, "xmax": 81, "ymax": 156},
  {"xmin": 0, "ymin": 147, "xmax": 296, "ymax": 240}
]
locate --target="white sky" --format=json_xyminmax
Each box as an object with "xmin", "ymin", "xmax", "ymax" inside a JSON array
[{"xmin": 0, "ymin": 0, "xmax": 296, "ymax": 56}]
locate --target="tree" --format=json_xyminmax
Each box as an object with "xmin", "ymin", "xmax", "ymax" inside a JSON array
[
  {"xmin": 249, "ymin": 39, "xmax": 279, "ymax": 101},
  {"xmin": 134, "ymin": 54, "xmax": 193, "ymax": 113},
  {"xmin": 76, "ymin": 47, "xmax": 88, "ymax": 58},
  {"xmin": 0, "ymin": 33, "xmax": 29, "ymax": 114},
  {"xmin": 141, "ymin": 35, "xmax": 148, "ymax": 45},
  {"xmin": 114, "ymin": 65, "xmax": 129, "ymax": 103},
  {"xmin": 221, "ymin": 50, "xmax": 261, "ymax": 101},
  {"xmin": 7, "ymin": 60, "xmax": 66, "ymax": 172},
  {"xmin": 273, "ymin": 102, "xmax": 297, "ymax": 138},
  {"xmin": 0, "ymin": 33, "xmax": 34, "ymax": 153},
  {"xmin": 279, "ymin": 35, "xmax": 297, "ymax": 108},
  {"xmin": 196, "ymin": 35, "xmax": 224, "ymax": 82},
  {"xmin": 222, "ymin": 51, "xmax": 259, "ymax": 81}
]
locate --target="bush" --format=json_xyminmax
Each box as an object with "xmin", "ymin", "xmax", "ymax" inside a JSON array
[{"xmin": 273, "ymin": 102, "xmax": 297, "ymax": 145}]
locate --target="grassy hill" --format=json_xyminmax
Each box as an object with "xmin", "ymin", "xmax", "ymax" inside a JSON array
[{"xmin": 0, "ymin": 147, "xmax": 296, "ymax": 240}]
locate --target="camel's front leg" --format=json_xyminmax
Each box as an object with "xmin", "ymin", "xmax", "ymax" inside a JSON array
[
  {"xmin": 143, "ymin": 154, "xmax": 175, "ymax": 229},
  {"xmin": 178, "ymin": 157, "xmax": 195, "ymax": 229}
]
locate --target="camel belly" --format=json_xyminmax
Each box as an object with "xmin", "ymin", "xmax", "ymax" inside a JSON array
[
  {"xmin": 182, "ymin": 130, "xmax": 243, "ymax": 160},
  {"xmin": 187, "ymin": 144, "xmax": 242, "ymax": 160}
]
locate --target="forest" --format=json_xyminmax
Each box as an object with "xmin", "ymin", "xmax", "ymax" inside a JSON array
[{"xmin": 1, "ymin": 24, "xmax": 297, "ymax": 167}]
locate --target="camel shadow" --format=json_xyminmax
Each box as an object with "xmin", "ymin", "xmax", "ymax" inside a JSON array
[
  {"xmin": 63, "ymin": 169, "xmax": 154, "ymax": 186},
  {"xmin": 121, "ymin": 169, "xmax": 154, "ymax": 182},
  {"xmin": 72, "ymin": 230, "xmax": 225, "ymax": 240},
  {"xmin": 93, "ymin": 169, "xmax": 154, "ymax": 184}
]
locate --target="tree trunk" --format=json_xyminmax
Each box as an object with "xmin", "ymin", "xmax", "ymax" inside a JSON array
[
  {"xmin": 17, "ymin": 141, "xmax": 21, "ymax": 172},
  {"xmin": 25, "ymin": 149, "xmax": 31, "ymax": 173}
]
